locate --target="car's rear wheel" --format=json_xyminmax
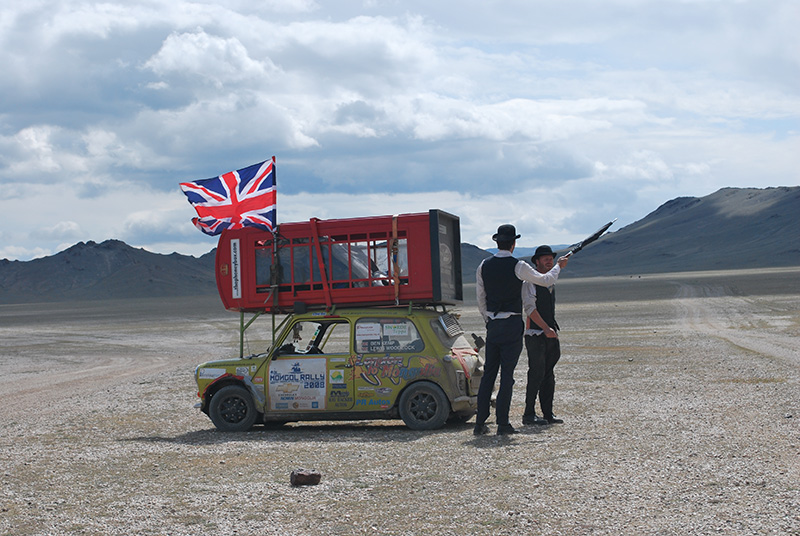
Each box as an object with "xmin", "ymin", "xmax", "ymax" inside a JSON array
[
  {"xmin": 209, "ymin": 385, "xmax": 257, "ymax": 432},
  {"xmin": 398, "ymin": 382, "xmax": 450, "ymax": 430}
]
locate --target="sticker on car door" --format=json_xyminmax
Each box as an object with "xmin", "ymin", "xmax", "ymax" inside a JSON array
[{"xmin": 269, "ymin": 358, "xmax": 327, "ymax": 411}]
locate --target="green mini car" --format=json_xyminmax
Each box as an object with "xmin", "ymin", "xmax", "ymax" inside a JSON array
[{"xmin": 194, "ymin": 307, "xmax": 483, "ymax": 431}]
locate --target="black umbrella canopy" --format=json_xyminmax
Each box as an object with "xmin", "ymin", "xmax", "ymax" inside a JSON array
[{"xmin": 560, "ymin": 219, "xmax": 617, "ymax": 256}]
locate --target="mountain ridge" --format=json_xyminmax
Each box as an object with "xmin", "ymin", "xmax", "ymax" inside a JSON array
[{"xmin": 2, "ymin": 186, "xmax": 798, "ymax": 304}]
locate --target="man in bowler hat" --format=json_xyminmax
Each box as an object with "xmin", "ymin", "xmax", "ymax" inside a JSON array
[
  {"xmin": 522, "ymin": 245, "xmax": 564, "ymax": 426},
  {"xmin": 474, "ymin": 225, "xmax": 569, "ymax": 436}
]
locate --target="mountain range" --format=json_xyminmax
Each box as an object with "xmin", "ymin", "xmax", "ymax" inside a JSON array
[{"xmin": 1, "ymin": 186, "xmax": 797, "ymax": 305}]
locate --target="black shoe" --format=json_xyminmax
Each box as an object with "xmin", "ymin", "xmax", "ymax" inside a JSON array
[
  {"xmin": 473, "ymin": 424, "xmax": 490, "ymax": 436},
  {"xmin": 545, "ymin": 415, "xmax": 564, "ymax": 424},
  {"xmin": 522, "ymin": 414, "xmax": 548, "ymax": 426},
  {"xmin": 496, "ymin": 424, "xmax": 519, "ymax": 436}
]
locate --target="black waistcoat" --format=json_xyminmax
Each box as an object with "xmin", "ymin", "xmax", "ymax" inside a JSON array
[
  {"xmin": 481, "ymin": 256, "xmax": 522, "ymax": 314},
  {"xmin": 534, "ymin": 284, "xmax": 559, "ymax": 331}
]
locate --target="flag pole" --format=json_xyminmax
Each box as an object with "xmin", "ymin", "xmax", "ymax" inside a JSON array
[{"xmin": 271, "ymin": 156, "xmax": 278, "ymax": 343}]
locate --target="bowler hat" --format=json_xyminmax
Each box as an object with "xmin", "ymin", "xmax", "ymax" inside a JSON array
[
  {"xmin": 531, "ymin": 245, "xmax": 556, "ymax": 262},
  {"xmin": 492, "ymin": 224, "xmax": 520, "ymax": 242}
]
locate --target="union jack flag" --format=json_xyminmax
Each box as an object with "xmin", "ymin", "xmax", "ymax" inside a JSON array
[{"xmin": 180, "ymin": 158, "xmax": 276, "ymax": 236}]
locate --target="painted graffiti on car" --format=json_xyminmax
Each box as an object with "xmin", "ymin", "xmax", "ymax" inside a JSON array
[{"xmin": 348, "ymin": 354, "xmax": 442, "ymax": 386}]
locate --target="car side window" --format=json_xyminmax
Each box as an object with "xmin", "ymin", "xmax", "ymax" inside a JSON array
[
  {"xmin": 355, "ymin": 318, "xmax": 424, "ymax": 353},
  {"xmin": 276, "ymin": 320, "xmax": 350, "ymax": 355}
]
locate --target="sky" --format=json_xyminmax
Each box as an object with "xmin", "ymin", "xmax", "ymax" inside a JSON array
[{"xmin": 1, "ymin": 0, "xmax": 798, "ymax": 261}]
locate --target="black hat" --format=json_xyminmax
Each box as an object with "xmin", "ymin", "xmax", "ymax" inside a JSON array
[
  {"xmin": 531, "ymin": 245, "xmax": 556, "ymax": 262},
  {"xmin": 492, "ymin": 224, "xmax": 520, "ymax": 242}
]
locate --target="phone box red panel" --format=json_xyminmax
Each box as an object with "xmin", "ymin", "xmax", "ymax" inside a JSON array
[{"xmin": 215, "ymin": 210, "xmax": 462, "ymax": 312}]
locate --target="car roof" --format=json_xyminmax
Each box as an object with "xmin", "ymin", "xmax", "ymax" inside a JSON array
[{"xmin": 291, "ymin": 307, "xmax": 449, "ymax": 321}]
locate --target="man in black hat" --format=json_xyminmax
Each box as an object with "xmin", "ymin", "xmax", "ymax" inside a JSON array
[
  {"xmin": 474, "ymin": 225, "xmax": 569, "ymax": 436},
  {"xmin": 522, "ymin": 245, "xmax": 564, "ymax": 426}
]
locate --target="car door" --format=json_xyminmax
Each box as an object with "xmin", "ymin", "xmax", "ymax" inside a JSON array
[
  {"xmin": 266, "ymin": 318, "xmax": 354, "ymax": 412},
  {"xmin": 351, "ymin": 316, "xmax": 430, "ymax": 411}
]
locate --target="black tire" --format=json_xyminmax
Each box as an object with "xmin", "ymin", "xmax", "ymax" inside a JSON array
[
  {"xmin": 398, "ymin": 382, "xmax": 450, "ymax": 430},
  {"xmin": 209, "ymin": 385, "xmax": 258, "ymax": 432}
]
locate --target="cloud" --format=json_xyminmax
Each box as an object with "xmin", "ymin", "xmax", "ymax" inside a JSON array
[
  {"xmin": 31, "ymin": 221, "xmax": 83, "ymax": 241},
  {"xmin": 144, "ymin": 30, "xmax": 278, "ymax": 87},
  {"xmin": 0, "ymin": 0, "xmax": 797, "ymax": 261}
]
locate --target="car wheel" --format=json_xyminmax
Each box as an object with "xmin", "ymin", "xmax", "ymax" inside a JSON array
[
  {"xmin": 209, "ymin": 385, "xmax": 258, "ymax": 432},
  {"xmin": 398, "ymin": 382, "xmax": 450, "ymax": 430}
]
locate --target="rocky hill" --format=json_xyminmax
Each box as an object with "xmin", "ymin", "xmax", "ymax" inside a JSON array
[
  {"xmin": 1, "ymin": 187, "xmax": 797, "ymax": 304},
  {"xmin": 0, "ymin": 240, "xmax": 216, "ymax": 304},
  {"xmin": 561, "ymin": 186, "xmax": 800, "ymax": 277}
]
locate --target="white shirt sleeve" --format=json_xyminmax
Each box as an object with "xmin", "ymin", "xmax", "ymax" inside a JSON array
[
  {"xmin": 515, "ymin": 259, "xmax": 560, "ymax": 287},
  {"xmin": 476, "ymin": 258, "xmax": 488, "ymax": 323},
  {"xmin": 522, "ymin": 281, "xmax": 537, "ymax": 319}
]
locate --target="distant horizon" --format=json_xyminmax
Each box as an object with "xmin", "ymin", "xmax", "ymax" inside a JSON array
[{"xmin": 8, "ymin": 238, "xmax": 578, "ymax": 263}]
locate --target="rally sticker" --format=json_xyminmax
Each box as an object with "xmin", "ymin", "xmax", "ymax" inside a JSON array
[
  {"xmin": 382, "ymin": 323, "xmax": 409, "ymax": 337},
  {"xmin": 198, "ymin": 368, "xmax": 226, "ymax": 380},
  {"xmin": 269, "ymin": 359, "xmax": 326, "ymax": 411},
  {"xmin": 356, "ymin": 323, "xmax": 382, "ymax": 340},
  {"xmin": 329, "ymin": 369, "xmax": 346, "ymax": 389}
]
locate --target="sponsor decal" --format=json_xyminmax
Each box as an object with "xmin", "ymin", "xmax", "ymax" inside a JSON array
[
  {"xmin": 269, "ymin": 358, "xmax": 326, "ymax": 411},
  {"xmin": 253, "ymin": 377, "xmax": 264, "ymax": 384},
  {"xmin": 356, "ymin": 323, "xmax": 382, "ymax": 340},
  {"xmin": 376, "ymin": 387, "xmax": 393, "ymax": 395},
  {"xmin": 235, "ymin": 366, "xmax": 250, "ymax": 377},
  {"xmin": 382, "ymin": 323, "xmax": 409, "ymax": 337},
  {"xmin": 355, "ymin": 398, "xmax": 391, "ymax": 408},
  {"xmin": 329, "ymin": 389, "xmax": 354, "ymax": 407},
  {"xmin": 198, "ymin": 368, "xmax": 226, "ymax": 380},
  {"xmin": 329, "ymin": 370, "xmax": 345, "ymax": 383}
]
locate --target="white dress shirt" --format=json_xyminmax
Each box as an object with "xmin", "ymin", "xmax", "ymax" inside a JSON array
[
  {"xmin": 523, "ymin": 281, "xmax": 556, "ymax": 336},
  {"xmin": 476, "ymin": 250, "xmax": 561, "ymax": 323}
]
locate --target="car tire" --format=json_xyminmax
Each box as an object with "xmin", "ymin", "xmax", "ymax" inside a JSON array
[
  {"xmin": 209, "ymin": 385, "xmax": 258, "ymax": 432},
  {"xmin": 398, "ymin": 382, "xmax": 450, "ymax": 430}
]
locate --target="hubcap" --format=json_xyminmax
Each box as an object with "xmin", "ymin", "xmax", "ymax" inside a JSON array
[
  {"xmin": 411, "ymin": 393, "xmax": 436, "ymax": 421},
  {"xmin": 219, "ymin": 396, "xmax": 247, "ymax": 423}
]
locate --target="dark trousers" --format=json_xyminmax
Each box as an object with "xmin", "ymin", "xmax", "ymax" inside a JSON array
[
  {"xmin": 523, "ymin": 334, "xmax": 561, "ymax": 418},
  {"xmin": 476, "ymin": 316, "xmax": 524, "ymax": 427}
]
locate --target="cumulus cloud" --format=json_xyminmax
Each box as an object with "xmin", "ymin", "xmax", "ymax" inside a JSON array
[{"xmin": 0, "ymin": 0, "xmax": 798, "ymax": 261}]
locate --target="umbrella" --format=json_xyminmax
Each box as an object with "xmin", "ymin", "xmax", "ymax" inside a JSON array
[{"xmin": 562, "ymin": 219, "xmax": 616, "ymax": 257}]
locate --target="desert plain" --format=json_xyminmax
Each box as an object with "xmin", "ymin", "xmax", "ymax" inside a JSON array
[{"xmin": 1, "ymin": 267, "xmax": 799, "ymax": 535}]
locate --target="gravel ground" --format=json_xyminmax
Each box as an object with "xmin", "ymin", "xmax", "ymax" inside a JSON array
[{"xmin": 1, "ymin": 268, "xmax": 798, "ymax": 535}]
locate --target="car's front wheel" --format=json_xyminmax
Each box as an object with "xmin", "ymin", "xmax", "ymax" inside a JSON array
[
  {"xmin": 209, "ymin": 385, "xmax": 258, "ymax": 432},
  {"xmin": 398, "ymin": 382, "xmax": 450, "ymax": 430}
]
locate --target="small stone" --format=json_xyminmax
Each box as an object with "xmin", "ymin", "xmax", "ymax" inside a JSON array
[{"xmin": 290, "ymin": 468, "xmax": 321, "ymax": 486}]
